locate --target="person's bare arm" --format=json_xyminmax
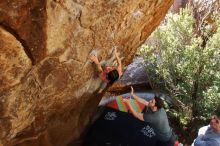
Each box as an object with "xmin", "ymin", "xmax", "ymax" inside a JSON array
[
  {"xmin": 114, "ymin": 49, "xmax": 122, "ymax": 76},
  {"xmin": 124, "ymin": 99, "xmax": 144, "ymax": 121},
  {"xmin": 131, "ymin": 86, "xmax": 149, "ymax": 106},
  {"xmin": 90, "ymin": 55, "xmax": 103, "ymax": 73}
]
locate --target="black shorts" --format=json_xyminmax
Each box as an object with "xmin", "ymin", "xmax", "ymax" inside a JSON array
[{"xmin": 156, "ymin": 131, "xmax": 177, "ymax": 146}]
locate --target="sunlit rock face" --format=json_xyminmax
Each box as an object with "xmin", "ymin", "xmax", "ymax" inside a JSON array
[
  {"xmin": 0, "ymin": 27, "xmax": 32, "ymax": 92},
  {"xmin": 0, "ymin": 0, "xmax": 173, "ymax": 146}
]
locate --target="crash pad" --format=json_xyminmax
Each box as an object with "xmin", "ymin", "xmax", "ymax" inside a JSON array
[
  {"xmin": 83, "ymin": 107, "xmax": 157, "ymax": 146},
  {"xmin": 106, "ymin": 96, "xmax": 145, "ymax": 113}
]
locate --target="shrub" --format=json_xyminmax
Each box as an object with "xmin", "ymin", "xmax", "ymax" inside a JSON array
[{"xmin": 140, "ymin": 6, "xmax": 220, "ymax": 127}]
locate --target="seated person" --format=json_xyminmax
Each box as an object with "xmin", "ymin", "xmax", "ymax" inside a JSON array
[
  {"xmin": 89, "ymin": 48, "xmax": 122, "ymax": 83},
  {"xmin": 191, "ymin": 107, "xmax": 220, "ymax": 146},
  {"xmin": 123, "ymin": 87, "xmax": 176, "ymax": 146}
]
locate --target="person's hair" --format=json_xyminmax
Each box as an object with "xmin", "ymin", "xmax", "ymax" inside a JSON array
[
  {"xmin": 154, "ymin": 96, "xmax": 164, "ymax": 109},
  {"xmin": 107, "ymin": 69, "xmax": 119, "ymax": 83},
  {"xmin": 214, "ymin": 106, "xmax": 220, "ymax": 118}
]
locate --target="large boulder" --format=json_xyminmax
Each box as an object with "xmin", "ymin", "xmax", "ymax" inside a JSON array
[
  {"xmin": 108, "ymin": 57, "xmax": 151, "ymax": 94},
  {"xmin": 0, "ymin": 0, "xmax": 173, "ymax": 146}
]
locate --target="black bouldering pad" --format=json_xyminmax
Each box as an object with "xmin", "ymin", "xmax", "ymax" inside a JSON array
[{"xmin": 83, "ymin": 107, "xmax": 157, "ymax": 146}]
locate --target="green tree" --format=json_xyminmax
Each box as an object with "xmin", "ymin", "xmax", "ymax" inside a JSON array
[{"xmin": 140, "ymin": 4, "xmax": 220, "ymax": 143}]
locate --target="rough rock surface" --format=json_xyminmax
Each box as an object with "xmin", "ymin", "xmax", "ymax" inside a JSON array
[
  {"xmin": 0, "ymin": 27, "xmax": 32, "ymax": 92},
  {"xmin": 0, "ymin": 0, "xmax": 173, "ymax": 146}
]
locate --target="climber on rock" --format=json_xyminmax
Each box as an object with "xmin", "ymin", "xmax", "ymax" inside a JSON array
[
  {"xmin": 90, "ymin": 48, "xmax": 122, "ymax": 92},
  {"xmin": 89, "ymin": 48, "xmax": 123, "ymax": 84}
]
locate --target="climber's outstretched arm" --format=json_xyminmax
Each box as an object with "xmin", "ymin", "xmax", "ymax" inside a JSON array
[
  {"xmin": 114, "ymin": 49, "xmax": 122, "ymax": 77},
  {"xmin": 90, "ymin": 55, "xmax": 103, "ymax": 73}
]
